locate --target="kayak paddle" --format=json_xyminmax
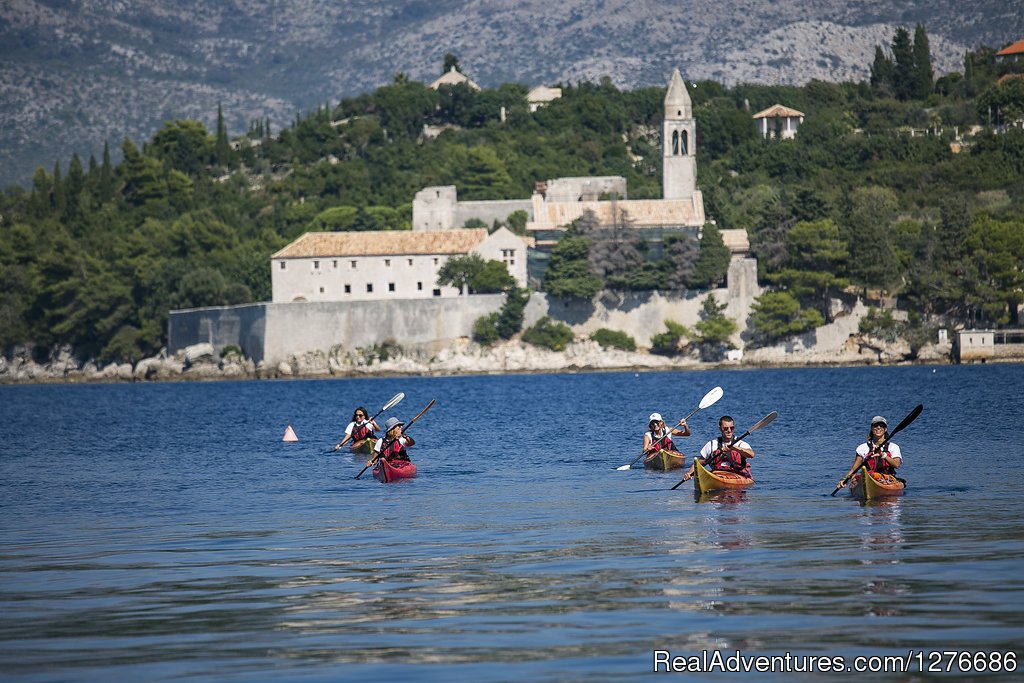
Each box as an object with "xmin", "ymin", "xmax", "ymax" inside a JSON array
[
  {"xmin": 671, "ymin": 410, "xmax": 777, "ymax": 490},
  {"xmin": 328, "ymin": 392, "xmax": 405, "ymax": 453},
  {"xmin": 355, "ymin": 399, "xmax": 435, "ymax": 479},
  {"xmin": 616, "ymin": 386, "xmax": 723, "ymax": 471},
  {"xmin": 831, "ymin": 404, "xmax": 922, "ymax": 496}
]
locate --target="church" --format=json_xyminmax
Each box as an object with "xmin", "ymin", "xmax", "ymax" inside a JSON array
[{"xmin": 411, "ymin": 69, "xmax": 743, "ymax": 282}]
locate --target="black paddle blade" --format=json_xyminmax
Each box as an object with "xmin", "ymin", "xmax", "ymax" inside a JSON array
[{"xmin": 889, "ymin": 404, "xmax": 923, "ymax": 438}]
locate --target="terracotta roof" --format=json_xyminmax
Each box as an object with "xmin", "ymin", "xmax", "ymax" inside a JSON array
[
  {"xmin": 752, "ymin": 104, "xmax": 805, "ymax": 119},
  {"xmin": 272, "ymin": 229, "xmax": 488, "ymax": 259},
  {"xmin": 995, "ymin": 39, "xmax": 1024, "ymax": 56}
]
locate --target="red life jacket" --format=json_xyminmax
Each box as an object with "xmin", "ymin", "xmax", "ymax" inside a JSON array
[
  {"xmin": 863, "ymin": 443, "xmax": 896, "ymax": 475},
  {"xmin": 379, "ymin": 436, "xmax": 410, "ymax": 462},
  {"xmin": 707, "ymin": 438, "xmax": 750, "ymax": 477},
  {"xmin": 647, "ymin": 430, "xmax": 674, "ymax": 452},
  {"xmin": 351, "ymin": 421, "xmax": 374, "ymax": 442}
]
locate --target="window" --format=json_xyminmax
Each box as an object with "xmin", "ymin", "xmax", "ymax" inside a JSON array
[
  {"xmin": 333, "ymin": 260, "xmax": 338, "ymax": 268},
  {"xmin": 319, "ymin": 287, "xmax": 324, "ymax": 293},
  {"xmin": 366, "ymin": 283, "xmax": 373, "ymax": 293},
  {"xmin": 408, "ymin": 258, "xmax": 413, "ymax": 266},
  {"xmin": 433, "ymin": 288, "xmax": 441, "ymax": 296},
  {"xmin": 417, "ymin": 282, "xmax": 423, "ymax": 291},
  {"xmin": 351, "ymin": 260, "xmax": 357, "ymax": 269},
  {"xmin": 385, "ymin": 259, "xmax": 391, "ymax": 267},
  {"xmin": 313, "ymin": 260, "xmax": 320, "ymax": 270},
  {"xmin": 279, "ymin": 261, "xmax": 286, "ymax": 270},
  {"xmin": 510, "ymin": 260, "xmax": 515, "ymax": 265},
  {"xmin": 344, "ymin": 284, "xmax": 351, "ymax": 294},
  {"xmin": 388, "ymin": 283, "xmax": 395, "ymax": 292},
  {"xmin": 433, "ymin": 258, "xmax": 439, "ymax": 265}
]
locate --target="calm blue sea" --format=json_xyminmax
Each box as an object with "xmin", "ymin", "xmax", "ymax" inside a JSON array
[{"xmin": 1, "ymin": 365, "xmax": 1023, "ymax": 681}]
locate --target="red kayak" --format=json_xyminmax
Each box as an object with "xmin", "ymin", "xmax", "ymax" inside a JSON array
[{"xmin": 373, "ymin": 457, "xmax": 417, "ymax": 483}]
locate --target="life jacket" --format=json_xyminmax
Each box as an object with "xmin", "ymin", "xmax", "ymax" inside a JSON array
[
  {"xmin": 863, "ymin": 442, "xmax": 897, "ymax": 475},
  {"xmin": 706, "ymin": 437, "xmax": 750, "ymax": 477},
  {"xmin": 351, "ymin": 421, "xmax": 374, "ymax": 442},
  {"xmin": 379, "ymin": 436, "xmax": 410, "ymax": 462},
  {"xmin": 647, "ymin": 429, "xmax": 674, "ymax": 453}
]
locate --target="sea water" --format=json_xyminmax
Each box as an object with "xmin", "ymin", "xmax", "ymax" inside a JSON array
[{"xmin": 1, "ymin": 365, "xmax": 1022, "ymax": 681}]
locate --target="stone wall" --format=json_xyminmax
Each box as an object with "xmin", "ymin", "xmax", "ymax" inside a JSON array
[{"xmin": 169, "ymin": 295, "xmax": 507, "ymax": 364}]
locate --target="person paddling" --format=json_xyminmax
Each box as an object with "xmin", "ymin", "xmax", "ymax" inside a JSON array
[
  {"xmin": 373, "ymin": 416, "xmax": 415, "ymax": 464},
  {"xmin": 836, "ymin": 415, "xmax": 902, "ymax": 490},
  {"xmin": 643, "ymin": 412, "xmax": 690, "ymax": 459},
  {"xmin": 680, "ymin": 415, "xmax": 755, "ymax": 481},
  {"xmin": 334, "ymin": 407, "xmax": 380, "ymax": 452}
]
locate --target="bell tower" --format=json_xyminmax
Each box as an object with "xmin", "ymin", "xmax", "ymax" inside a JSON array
[{"xmin": 663, "ymin": 69, "xmax": 697, "ymax": 200}]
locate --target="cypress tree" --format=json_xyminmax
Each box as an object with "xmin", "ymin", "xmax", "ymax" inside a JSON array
[
  {"xmin": 100, "ymin": 140, "xmax": 113, "ymax": 201},
  {"xmin": 869, "ymin": 45, "xmax": 893, "ymax": 91},
  {"xmin": 912, "ymin": 24, "xmax": 933, "ymax": 99},
  {"xmin": 215, "ymin": 103, "xmax": 231, "ymax": 166},
  {"xmin": 891, "ymin": 27, "xmax": 914, "ymax": 100}
]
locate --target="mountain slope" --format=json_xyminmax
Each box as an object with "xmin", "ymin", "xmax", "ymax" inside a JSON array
[{"xmin": 0, "ymin": 0, "xmax": 1019, "ymax": 189}]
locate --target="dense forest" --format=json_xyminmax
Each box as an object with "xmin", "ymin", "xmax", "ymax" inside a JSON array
[{"xmin": 1, "ymin": 30, "xmax": 1022, "ymax": 363}]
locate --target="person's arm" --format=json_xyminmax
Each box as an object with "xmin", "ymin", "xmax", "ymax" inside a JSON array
[
  {"xmin": 672, "ymin": 419, "xmax": 690, "ymax": 437},
  {"xmin": 882, "ymin": 443, "xmax": 901, "ymax": 469},
  {"xmin": 335, "ymin": 423, "xmax": 354, "ymax": 449},
  {"xmin": 643, "ymin": 432, "xmax": 654, "ymax": 453},
  {"xmin": 731, "ymin": 439, "xmax": 754, "ymax": 458},
  {"xmin": 837, "ymin": 454, "xmax": 865, "ymax": 488}
]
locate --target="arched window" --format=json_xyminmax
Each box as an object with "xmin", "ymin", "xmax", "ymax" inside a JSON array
[
  {"xmin": 681, "ymin": 131, "xmax": 689, "ymax": 155},
  {"xmin": 672, "ymin": 130, "xmax": 679, "ymax": 155}
]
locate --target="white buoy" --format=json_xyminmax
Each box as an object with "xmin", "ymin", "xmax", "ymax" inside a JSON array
[{"xmin": 282, "ymin": 424, "xmax": 299, "ymax": 442}]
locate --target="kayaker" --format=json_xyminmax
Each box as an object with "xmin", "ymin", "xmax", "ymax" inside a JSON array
[
  {"xmin": 373, "ymin": 416, "xmax": 415, "ymax": 464},
  {"xmin": 680, "ymin": 415, "xmax": 754, "ymax": 481},
  {"xmin": 836, "ymin": 415, "xmax": 902, "ymax": 490},
  {"xmin": 643, "ymin": 412, "xmax": 690, "ymax": 456},
  {"xmin": 334, "ymin": 407, "xmax": 380, "ymax": 451}
]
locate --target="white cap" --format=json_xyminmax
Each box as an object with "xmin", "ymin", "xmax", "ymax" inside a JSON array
[{"xmin": 649, "ymin": 413, "xmax": 663, "ymax": 422}]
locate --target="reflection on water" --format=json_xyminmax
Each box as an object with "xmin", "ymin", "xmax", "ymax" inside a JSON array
[{"xmin": 1, "ymin": 366, "xmax": 1023, "ymax": 679}]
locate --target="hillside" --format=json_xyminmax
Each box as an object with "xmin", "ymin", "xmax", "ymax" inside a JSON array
[{"xmin": 1, "ymin": 0, "xmax": 1021, "ymax": 188}]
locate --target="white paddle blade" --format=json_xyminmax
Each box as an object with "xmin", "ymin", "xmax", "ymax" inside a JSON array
[
  {"xmin": 616, "ymin": 464, "xmax": 632, "ymax": 471},
  {"xmin": 699, "ymin": 386, "xmax": 724, "ymax": 410},
  {"xmin": 383, "ymin": 392, "xmax": 405, "ymax": 411},
  {"xmin": 750, "ymin": 410, "xmax": 778, "ymax": 431}
]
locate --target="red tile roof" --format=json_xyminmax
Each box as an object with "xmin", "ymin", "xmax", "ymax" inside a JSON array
[
  {"xmin": 996, "ymin": 39, "xmax": 1024, "ymax": 57},
  {"xmin": 272, "ymin": 229, "xmax": 488, "ymax": 258}
]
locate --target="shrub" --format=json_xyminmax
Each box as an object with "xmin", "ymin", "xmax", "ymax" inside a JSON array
[
  {"xmin": 522, "ymin": 316, "xmax": 575, "ymax": 351},
  {"xmin": 590, "ymin": 328, "xmax": 636, "ymax": 351},
  {"xmin": 650, "ymin": 319, "xmax": 692, "ymax": 355},
  {"xmin": 220, "ymin": 344, "xmax": 243, "ymax": 358},
  {"xmin": 472, "ymin": 313, "xmax": 500, "ymax": 345}
]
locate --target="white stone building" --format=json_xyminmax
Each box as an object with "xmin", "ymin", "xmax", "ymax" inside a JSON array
[
  {"xmin": 527, "ymin": 85, "xmax": 562, "ymax": 112},
  {"xmin": 429, "ymin": 66, "xmax": 481, "ymax": 91},
  {"xmin": 752, "ymin": 104, "xmax": 805, "ymax": 140},
  {"xmin": 270, "ymin": 228, "xmax": 529, "ymax": 303}
]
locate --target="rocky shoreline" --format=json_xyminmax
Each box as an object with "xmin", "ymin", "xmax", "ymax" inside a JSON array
[{"xmin": 0, "ymin": 335, "xmax": 957, "ymax": 385}]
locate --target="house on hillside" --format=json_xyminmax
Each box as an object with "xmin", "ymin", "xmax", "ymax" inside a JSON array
[
  {"xmin": 429, "ymin": 66, "xmax": 481, "ymax": 91},
  {"xmin": 995, "ymin": 39, "xmax": 1024, "ymax": 62},
  {"xmin": 270, "ymin": 228, "xmax": 529, "ymax": 303},
  {"xmin": 752, "ymin": 104, "xmax": 805, "ymax": 139},
  {"xmin": 527, "ymin": 85, "xmax": 562, "ymax": 112}
]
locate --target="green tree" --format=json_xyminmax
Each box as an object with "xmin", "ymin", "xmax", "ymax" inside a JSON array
[
  {"xmin": 911, "ymin": 24, "xmax": 934, "ymax": 99},
  {"xmin": 844, "ymin": 187, "xmax": 900, "ymax": 290},
  {"xmin": 691, "ymin": 223, "xmax": 731, "ymax": 288},
  {"xmin": 750, "ymin": 290, "xmax": 824, "ymax": 344},
  {"xmin": 693, "ymin": 293, "xmax": 738, "ymax": 360},
  {"xmin": 471, "ymin": 260, "xmax": 515, "ymax": 293},
  {"xmin": 436, "ymin": 253, "xmax": 485, "ymax": 293},
  {"xmin": 543, "ymin": 235, "xmax": 602, "ymax": 300},
  {"xmin": 769, "ymin": 219, "xmax": 848, "ymax": 319}
]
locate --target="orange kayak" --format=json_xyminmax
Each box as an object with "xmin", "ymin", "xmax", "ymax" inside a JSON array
[
  {"xmin": 848, "ymin": 466, "xmax": 904, "ymax": 500},
  {"xmin": 644, "ymin": 449, "xmax": 686, "ymax": 471},
  {"xmin": 693, "ymin": 457, "xmax": 753, "ymax": 493}
]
